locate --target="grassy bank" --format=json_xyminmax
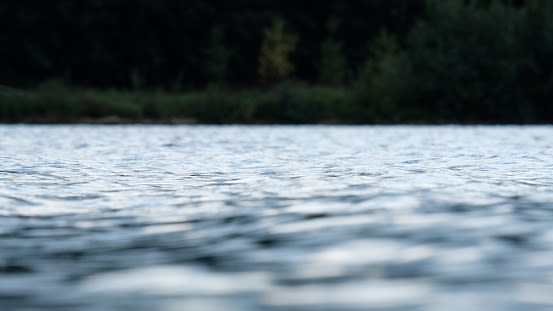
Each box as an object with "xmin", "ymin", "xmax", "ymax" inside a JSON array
[
  {"xmin": 0, "ymin": 83, "xmax": 368, "ymax": 124},
  {"xmin": 1, "ymin": 82, "xmax": 548, "ymax": 124}
]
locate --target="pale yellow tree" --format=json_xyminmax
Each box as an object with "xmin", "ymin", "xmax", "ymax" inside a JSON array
[{"xmin": 258, "ymin": 19, "xmax": 298, "ymax": 84}]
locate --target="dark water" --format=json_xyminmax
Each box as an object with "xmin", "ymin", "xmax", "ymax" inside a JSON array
[{"xmin": 1, "ymin": 125, "xmax": 553, "ymax": 311}]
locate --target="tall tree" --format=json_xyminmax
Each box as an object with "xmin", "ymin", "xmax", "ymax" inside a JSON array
[
  {"xmin": 204, "ymin": 25, "xmax": 232, "ymax": 86},
  {"xmin": 258, "ymin": 19, "xmax": 298, "ymax": 85},
  {"xmin": 318, "ymin": 18, "xmax": 347, "ymax": 87}
]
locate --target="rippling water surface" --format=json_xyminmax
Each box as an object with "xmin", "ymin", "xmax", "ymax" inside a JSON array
[{"xmin": 1, "ymin": 125, "xmax": 553, "ymax": 310}]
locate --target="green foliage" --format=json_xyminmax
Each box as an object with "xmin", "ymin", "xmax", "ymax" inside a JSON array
[
  {"xmin": 0, "ymin": 85, "xmax": 36, "ymax": 122},
  {"xmin": 318, "ymin": 18, "xmax": 348, "ymax": 87},
  {"xmin": 0, "ymin": 85, "xmax": 353, "ymax": 124},
  {"xmin": 287, "ymin": 87, "xmax": 355, "ymax": 123},
  {"xmin": 407, "ymin": 0, "xmax": 528, "ymax": 121},
  {"xmin": 517, "ymin": 0, "xmax": 553, "ymax": 120},
  {"xmin": 204, "ymin": 26, "xmax": 231, "ymax": 86},
  {"xmin": 355, "ymin": 30, "xmax": 412, "ymax": 122},
  {"xmin": 258, "ymin": 19, "xmax": 299, "ymax": 84}
]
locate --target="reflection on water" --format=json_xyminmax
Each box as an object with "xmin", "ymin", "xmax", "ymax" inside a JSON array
[{"xmin": 1, "ymin": 125, "xmax": 553, "ymax": 310}]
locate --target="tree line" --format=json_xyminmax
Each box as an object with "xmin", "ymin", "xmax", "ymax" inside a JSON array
[
  {"xmin": 3, "ymin": 0, "xmax": 553, "ymax": 123},
  {"xmin": 0, "ymin": 0, "xmax": 423, "ymax": 88}
]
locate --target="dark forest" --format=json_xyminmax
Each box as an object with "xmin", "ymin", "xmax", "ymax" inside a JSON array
[{"xmin": 2, "ymin": 0, "xmax": 553, "ymax": 123}]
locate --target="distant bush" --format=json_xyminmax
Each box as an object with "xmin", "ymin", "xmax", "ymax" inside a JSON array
[
  {"xmin": 0, "ymin": 85, "xmax": 36, "ymax": 122},
  {"xmin": 0, "ymin": 83, "xmax": 355, "ymax": 124}
]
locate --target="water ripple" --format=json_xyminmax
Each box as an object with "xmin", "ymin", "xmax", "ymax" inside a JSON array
[{"xmin": 1, "ymin": 125, "xmax": 553, "ymax": 310}]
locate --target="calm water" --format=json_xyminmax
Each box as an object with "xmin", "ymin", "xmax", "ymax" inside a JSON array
[{"xmin": 1, "ymin": 125, "xmax": 553, "ymax": 311}]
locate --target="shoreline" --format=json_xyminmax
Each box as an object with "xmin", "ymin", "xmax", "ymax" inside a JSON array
[
  {"xmin": 1, "ymin": 118, "xmax": 549, "ymax": 126},
  {"xmin": 1, "ymin": 85, "xmax": 547, "ymax": 125}
]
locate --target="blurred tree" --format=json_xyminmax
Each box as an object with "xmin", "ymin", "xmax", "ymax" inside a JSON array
[
  {"xmin": 258, "ymin": 19, "xmax": 298, "ymax": 85},
  {"xmin": 204, "ymin": 25, "xmax": 231, "ymax": 87},
  {"xmin": 318, "ymin": 18, "xmax": 347, "ymax": 87},
  {"xmin": 356, "ymin": 29, "xmax": 412, "ymax": 121},
  {"xmin": 406, "ymin": 0, "xmax": 528, "ymax": 121},
  {"xmin": 518, "ymin": 0, "xmax": 553, "ymax": 120}
]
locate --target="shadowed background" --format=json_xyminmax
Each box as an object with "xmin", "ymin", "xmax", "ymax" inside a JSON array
[{"xmin": 1, "ymin": 0, "xmax": 552, "ymax": 123}]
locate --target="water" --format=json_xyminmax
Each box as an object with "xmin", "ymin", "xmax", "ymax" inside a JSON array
[{"xmin": 1, "ymin": 125, "xmax": 553, "ymax": 311}]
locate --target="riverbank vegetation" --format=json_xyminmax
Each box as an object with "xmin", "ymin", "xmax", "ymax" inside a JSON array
[{"xmin": 2, "ymin": 0, "xmax": 553, "ymax": 123}]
